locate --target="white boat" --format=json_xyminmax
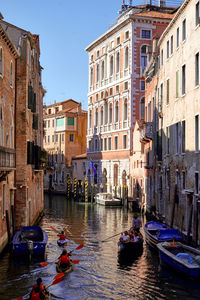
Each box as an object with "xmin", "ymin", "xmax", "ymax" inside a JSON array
[{"xmin": 95, "ymin": 193, "xmax": 122, "ymax": 206}]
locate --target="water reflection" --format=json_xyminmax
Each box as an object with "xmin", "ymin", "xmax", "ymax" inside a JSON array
[{"xmin": 0, "ymin": 194, "xmax": 200, "ymax": 299}]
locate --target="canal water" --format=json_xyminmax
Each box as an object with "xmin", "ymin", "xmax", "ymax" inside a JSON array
[{"xmin": 0, "ymin": 193, "xmax": 200, "ymax": 299}]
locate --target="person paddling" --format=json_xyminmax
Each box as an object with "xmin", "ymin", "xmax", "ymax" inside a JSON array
[
  {"xmin": 30, "ymin": 278, "xmax": 47, "ymax": 300},
  {"xmin": 58, "ymin": 249, "xmax": 71, "ymax": 269},
  {"xmin": 57, "ymin": 230, "xmax": 67, "ymax": 240}
]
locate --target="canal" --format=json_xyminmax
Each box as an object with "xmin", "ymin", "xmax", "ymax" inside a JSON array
[{"xmin": 0, "ymin": 193, "xmax": 200, "ymax": 299}]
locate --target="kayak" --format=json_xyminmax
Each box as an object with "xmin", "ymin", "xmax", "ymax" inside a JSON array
[
  {"xmin": 57, "ymin": 239, "xmax": 68, "ymax": 246},
  {"xmin": 56, "ymin": 263, "xmax": 73, "ymax": 274},
  {"xmin": 13, "ymin": 291, "xmax": 51, "ymax": 300}
]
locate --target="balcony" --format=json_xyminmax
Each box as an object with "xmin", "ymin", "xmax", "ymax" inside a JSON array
[
  {"xmin": 140, "ymin": 122, "xmax": 153, "ymax": 142},
  {"xmin": 0, "ymin": 146, "xmax": 15, "ymax": 181}
]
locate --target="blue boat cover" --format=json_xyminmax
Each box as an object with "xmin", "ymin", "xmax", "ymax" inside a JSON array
[
  {"xmin": 145, "ymin": 221, "xmax": 168, "ymax": 229},
  {"xmin": 176, "ymin": 253, "xmax": 194, "ymax": 264},
  {"xmin": 157, "ymin": 229, "xmax": 182, "ymax": 241}
]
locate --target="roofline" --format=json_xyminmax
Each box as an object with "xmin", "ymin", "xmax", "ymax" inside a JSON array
[
  {"xmin": 0, "ymin": 25, "xmax": 19, "ymax": 58},
  {"xmin": 43, "ymin": 99, "xmax": 80, "ymax": 108},
  {"xmin": 85, "ymin": 5, "xmax": 176, "ymax": 52},
  {"xmin": 158, "ymin": 0, "xmax": 189, "ymax": 46}
]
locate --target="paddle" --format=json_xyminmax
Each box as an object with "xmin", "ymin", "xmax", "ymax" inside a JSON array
[
  {"xmin": 69, "ymin": 243, "xmax": 84, "ymax": 255},
  {"xmin": 45, "ymin": 277, "xmax": 64, "ymax": 289},
  {"xmin": 40, "ymin": 259, "xmax": 80, "ymax": 267},
  {"xmin": 101, "ymin": 232, "xmax": 122, "ymax": 242},
  {"xmin": 49, "ymin": 225, "xmax": 59, "ymax": 232}
]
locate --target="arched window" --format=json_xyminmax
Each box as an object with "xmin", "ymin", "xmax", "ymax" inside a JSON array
[
  {"xmin": 109, "ymin": 103, "xmax": 112, "ymax": 123},
  {"xmin": 10, "ymin": 61, "xmax": 13, "ymax": 87},
  {"xmin": 89, "ymin": 110, "xmax": 92, "ymax": 128},
  {"xmin": 101, "ymin": 106, "xmax": 103, "ymax": 125},
  {"xmin": 115, "ymin": 101, "xmax": 119, "ymax": 122},
  {"xmin": 125, "ymin": 47, "xmax": 129, "ymax": 69},
  {"xmin": 95, "ymin": 108, "xmax": 98, "ymax": 126},
  {"xmin": 101, "ymin": 61, "xmax": 104, "ymax": 80},
  {"xmin": 104, "ymin": 101, "xmax": 108, "ymax": 124},
  {"xmin": 140, "ymin": 97, "xmax": 145, "ymax": 120},
  {"xmin": 0, "ymin": 48, "xmax": 3, "ymax": 75},
  {"xmin": 90, "ymin": 67, "xmax": 93, "ymax": 86},
  {"xmin": 116, "ymin": 52, "xmax": 120, "ymax": 73},
  {"xmin": 110, "ymin": 56, "xmax": 114, "ymax": 76},
  {"xmin": 96, "ymin": 64, "xmax": 99, "ymax": 82},
  {"xmin": 124, "ymin": 98, "xmax": 128, "ymax": 120},
  {"xmin": 114, "ymin": 164, "xmax": 118, "ymax": 186},
  {"xmin": 141, "ymin": 45, "xmax": 147, "ymax": 68}
]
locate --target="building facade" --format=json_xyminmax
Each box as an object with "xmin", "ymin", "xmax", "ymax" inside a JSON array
[
  {"xmin": 85, "ymin": 2, "xmax": 176, "ymax": 196},
  {"xmin": 0, "ymin": 25, "xmax": 18, "ymax": 252},
  {"xmin": 142, "ymin": 0, "xmax": 200, "ymax": 243},
  {"xmin": 43, "ymin": 100, "xmax": 87, "ymax": 193},
  {"xmin": 0, "ymin": 17, "xmax": 45, "ymax": 231}
]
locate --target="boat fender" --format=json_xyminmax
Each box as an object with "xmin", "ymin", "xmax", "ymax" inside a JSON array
[{"xmin": 169, "ymin": 242, "xmax": 177, "ymax": 246}]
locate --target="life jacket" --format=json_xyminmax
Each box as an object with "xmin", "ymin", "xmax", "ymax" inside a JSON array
[
  {"xmin": 31, "ymin": 292, "xmax": 41, "ymax": 300},
  {"xmin": 59, "ymin": 253, "xmax": 70, "ymax": 265},
  {"xmin": 31, "ymin": 284, "xmax": 45, "ymax": 300},
  {"xmin": 58, "ymin": 234, "xmax": 66, "ymax": 240}
]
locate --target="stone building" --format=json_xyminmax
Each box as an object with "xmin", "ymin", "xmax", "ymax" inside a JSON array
[
  {"xmin": 144, "ymin": 0, "xmax": 200, "ymax": 243},
  {"xmin": 0, "ymin": 17, "xmax": 45, "ymax": 231},
  {"xmin": 0, "ymin": 24, "xmax": 19, "ymax": 253},
  {"xmin": 43, "ymin": 100, "xmax": 87, "ymax": 193},
  {"xmin": 85, "ymin": 1, "xmax": 177, "ymax": 196}
]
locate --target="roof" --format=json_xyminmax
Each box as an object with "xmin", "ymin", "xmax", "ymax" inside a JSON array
[
  {"xmin": 72, "ymin": 153, "xmax": 87, "ymax": 160},
  {"xmin": 134, "ymin": 11, "xmax": 175, "ymax": 19},
  {"xmin": 0, "ymin": 25, "xmax": 19, "ymax": 58},
  {"xmin": 44, "ymin": 99, "xmax": 79, "ymax": 108}
]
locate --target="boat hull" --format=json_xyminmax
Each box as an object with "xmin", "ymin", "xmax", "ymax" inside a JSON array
[
  {"xmin": 158, "ymin": 242, "xmax": 200, "ymax": 278},
  {"xmin": 57, "ymin": 239, "xmax": 68, "ymax": 246},
  {"xmin": 144, "ymin": 221, "xmax": 183, "ymax": 250},
  {"xmin": 12, "ymin": 226, "xmax": 48, "ymax": 256},
  {"xmin": 56, "ymin": 263, "xmax": 73, "ymax": 274}
]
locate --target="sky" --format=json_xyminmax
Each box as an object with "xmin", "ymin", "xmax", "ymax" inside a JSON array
[{"xmin": 0, "ymin": 0, "xmax": 126, "ymax": 110}]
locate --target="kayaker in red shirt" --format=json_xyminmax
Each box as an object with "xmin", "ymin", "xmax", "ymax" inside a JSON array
[
  {"xmin": 58, "ymin": 249, "xmax": 71, "ymax": 268},
  {"xmin": 57, "ymin": 230, "xmax": 67, "ymax": 240},
  {"xmin": 30, "ymin": 278, "xmax": 47, "ymax": 300}
]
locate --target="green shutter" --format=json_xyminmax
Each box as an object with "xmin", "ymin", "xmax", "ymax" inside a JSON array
[
  {"xmin": 32, "ymin": 93, "xmax": 36, "ymax": 113},
  {"xmin": 67, "ymin": 117, "xmax": 74, "ymax": 125},
  {"xmin": 33, "ymin": 114, "xmax": 38, "ymax": 130},
  {"xmin": 28, "ymin": 86, "xmax": 33, "ymax": 110},
  {"xmin": 27, "ymin": 141, "xmax": 31, "ymax": 164}
]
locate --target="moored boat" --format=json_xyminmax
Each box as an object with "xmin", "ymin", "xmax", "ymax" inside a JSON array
[
  {"xmin": 157, "ymin": 242, "xmax": 200, "ymax": 278},
  {"xmin": 56, "ymin": 262, "xmax": 74, "ymax": 274},
  {"xmin": 12, "ymin": 226, "xmax": 48, "ymax": 256},
  {"xmin": 57, "ymin": 239, "xmax": 68, "ymax": 246},
  {"xmin": 144, "ymin": 221, "xmax": 183, "ymax": 250}
]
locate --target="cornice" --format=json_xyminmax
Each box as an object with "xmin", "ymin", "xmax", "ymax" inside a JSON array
[{"xmin": 0, "ymin": 25, "xmax": 19, "ymax": 58}]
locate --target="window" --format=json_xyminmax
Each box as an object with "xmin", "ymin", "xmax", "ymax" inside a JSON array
[
  {"xmin": 124, "ymin": 99, "xmax": 128, "ymax": 120},
  {"xmin": 110, "ymin": 56, "xmax": 114, "ymax": 76},
  {"xmin": 48, "ymin": 109, "xmax": 51, "ymax": 114},
  {"xmin": 67, "ymin": 117, "xmax": 74, "ymax": 126},
  {"xmin": 101, "ymin": 61, "xmax": 105, "ymax": 80},
  {"xmin": 55, "ymin": 134, "xmax": 58, "ymax": 142},
  {"xmin": 62, "ymin": 134, "xmax": 64, "ymax": 142},
  {"xmin": 114, "ymin": 136, "xmax": 118, "ymax": 150},
  {"xmin": 196, "ymin": 1, "xmax": 199, "ymax": 27},
  {"xmin": 108, "ymin": 137, "xmax": 112, "ymax": 150},
  {"xmin": 69, "ymin": 134, "xmax": 74, "ymax": 142},
  {"xmin": 97, "ymin": 50, "xmax": 99, "ymax": 57},
  {"xmin": 166, "ymin": 79, "xmax": 169, "ymax": 104},
  {"xmin": 89, "ymin": 140, "xmax": 92, "ymax": 151},
  {"xmin": 141, "ymin": 30, "xmax": 151, "ymax": 39},
  {"xmin": 116, "ymin": 52, "xmax": 120, "ymax": 73},
  {"xmin": 161, "ymin": 49, "xmax": 163, "ymax": 65},
  {"xmin": 57, "ymin": 117, "xmax": 64, "ymax": 127},
  {"xmin": 123, "ymin": 135, "xmax": 127, "ymax": 149},
  {"xmin": 125, "ymin": 47, "xmax": 128, "ymax": 69},
  {"xmin": 176, "ymin": 70, "xmax": 179, "ymax": 98},
  {"xmin": 2, "ymin": 184, "xmax": 5, "ymax": 217},
  {"xmin": 125, "ymin": 31, "xmax": 129, "ymax": 39},
  {"xmin": 95, "ymin": 139, "xmax": 98, "ymax": 151},
  {"xmin": 115, "ymin": 102, "xmax": 119, "ymax": 122},
  {"xmin": 182, "ymin": 120, "xmax": 185, "ymax": 153},
  {"xmin": 117, "ymin": 37, "xmax": 120, "ymax": 45},
  {"xmin": 95, "ymin": 108, "xmax": 98, "ymax": 126},
  {"xmin": 101, "ymin": 138, "xmax": 103, "ymax": 151},
  {"xmin": 176, "ymin": 27, "xmax": 179, "ymax": 48},
  {"xmin": 48, "ymin": 120, "xmax": 50, "ymax": 127},
  {"xmin": 10, "ymin": 61, "xmax": 13, "ymax": 87},
  {"xmin": 170, "ymin": 35, "xmax": 173, "ymax": 55},
  {"xmin": 48, "ymin": 135, "xmax": 50, "ymax": 144},
  {"xmin": 182, "ymin": 19, "xmax": 186, "ymax": 41},
  {"xmin": 195, "ymin": 115, "xmax": 199, "ymax": 151},
  {"xmin": 195, "ymin": 52, "xmax": 199, "ymax": 86},
  {"xmin": 101, "ymin": 106, "xmax": 103, "ymax": 125},
  {"xmin": 44, "ymin": 135, "xmax": 46, "ymax": 143},
  {"xmin": 182, "ymin": 64, "xmax": 186, "ymax": 95},
  {"xmin": 90, "ymin": 67, "xmax": 93, "ymax": 86},
  {"xmin": 167, "ymin": 40, "xmax": 169, "ymax": 59},
  {"xmin": 124, "ymin": 81, "xmax": 128, "ymax": 90},
  {"xmin": 89, "ymin": 110, "xmax": 92, "ymax": 128},
  {"xmin": 140, "ymin": 97, "xmax": 145, "ymax": 120},
  {"xmin": 116, "ymin": 85, "xmax": 119, "ymax": 93},
  {"xmin": 0, "ymin": 48, "xmax": 3, "ymax": 75},
  {"xmin": 141, "ymin": 80, "xmax": 145, "ymax": 90},
  {"xmin": 52, "ymin": 135, "xmax": 54, "ymax": 143},
  {"xmin": 96, "ymin": 64, "xmax": 99, "ymax": 82},
  {"xmin": 52, "ymin": 119, "xmax": 54, "ymax": 127},
  {"xmin": 96, "ymin": 94, "xmax": 98, "ymax": 102},
  {"xmin": 104, "ymin": 138, "xmax": 107, "ymax": 151},
  {"xmin": 109, "ymin": 103, "xmax": 112, "ymax": 123},
  {"xmin": 141, "ymin": 45, "xmax": 147, "ymax": 68},
  {"xmin": 195, "ymin": 172, "xmax": 199, "ymax": 194},
  {"xmin": 175, "ymin": 123, "xmax": 179, "ymax": 154}
]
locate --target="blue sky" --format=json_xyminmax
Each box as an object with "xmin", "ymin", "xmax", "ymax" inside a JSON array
[{"xmin": 0, "ymin": 0, "xmax": 125, "ymax": 110}]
